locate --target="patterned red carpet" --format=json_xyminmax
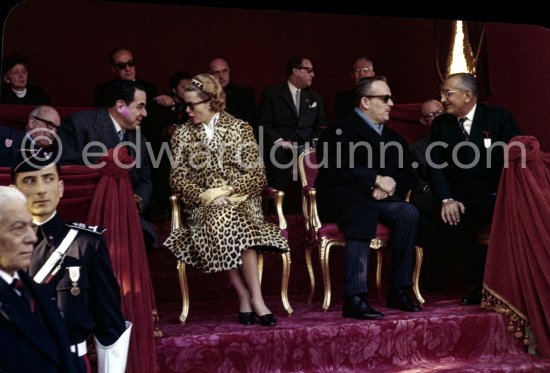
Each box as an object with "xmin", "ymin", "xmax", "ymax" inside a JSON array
[
  {"xmin": 155, "ymin": 296, "xmax": 550, "ymax": 372},
  {"xmin": 149, "ymin": 216, "xmax": 550, "ymax": 372}
]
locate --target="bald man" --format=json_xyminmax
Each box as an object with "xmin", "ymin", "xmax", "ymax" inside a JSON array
[
  {"xmin": 0, "ymin": 105, "xmax": 61, "ymax": 167},
  {"xmin": 208, "ymin": 57, "xmax": 256, "ymax": 126}
]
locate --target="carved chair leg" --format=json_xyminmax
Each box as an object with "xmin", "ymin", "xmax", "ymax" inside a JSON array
[
  {"xmin": 412, "ymin": 246, "xmax": 425, "ymax": 304},
  {"xmin": 177, "ymin": 260, "xmax": 189, "ymax": 324},
  {"xmin": 305, "ymin": 246, "xmax": 315, "ymax": 304},
  {"xmin": 376, "ymin": 250, "xmax": 383, "ymax": 301},
  {"xmin": 281, "ymin": 252, "xmax": 293, "ymax": 316},
  {"xmin": 320, "ymin": 239, "xmax": 332, "ymax": 311}
]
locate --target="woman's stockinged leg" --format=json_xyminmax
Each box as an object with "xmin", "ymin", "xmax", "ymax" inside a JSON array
[
  {"xmin": 227, "ymin": 269, "xmax": 252, "ymax": 313},
  {"xmin": 240, "ymin": 248, "xmax": 271, "ymax": 316}
]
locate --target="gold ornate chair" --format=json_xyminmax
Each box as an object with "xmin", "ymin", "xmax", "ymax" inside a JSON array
[
  {"xmin": 298, "ymin": 147, "xmax": 425, "ymax": 311},
  {"xmin": 169, "ymin": 186, "xmax": 292, "ymax": 323}
]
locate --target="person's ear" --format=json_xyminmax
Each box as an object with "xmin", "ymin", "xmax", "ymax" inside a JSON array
[{"xmin": 59, "ymin": 179, "xmax": 64, "ymax": 198}]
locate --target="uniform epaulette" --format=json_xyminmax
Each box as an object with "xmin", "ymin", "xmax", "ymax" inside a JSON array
[{"xmin": 66, "ymin": 222, "xmax": 106, "ymax": 234}]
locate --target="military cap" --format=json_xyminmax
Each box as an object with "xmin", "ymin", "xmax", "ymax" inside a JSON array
[{"xmin": 11, "ymin": 147, "xmax": 60, "ymax": 176}]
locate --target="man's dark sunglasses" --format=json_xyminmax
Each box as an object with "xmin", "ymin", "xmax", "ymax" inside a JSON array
[
  {"xmin": 114, "ymin": 59, "xmax": 135, "ymax": 70},
  {"xmin": 364, "ymin": 95, "xmax": 394, "ymax": 104}
]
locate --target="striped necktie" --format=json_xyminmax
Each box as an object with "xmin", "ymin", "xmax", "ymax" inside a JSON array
[{"xmin": 458, "ymin": 117, "xmax": 469, "ymax": 140}]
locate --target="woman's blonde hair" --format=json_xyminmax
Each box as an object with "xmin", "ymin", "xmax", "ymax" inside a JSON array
[{"xmin": 184, "ymin": 73, "xmax": 226, "ymax": 112}]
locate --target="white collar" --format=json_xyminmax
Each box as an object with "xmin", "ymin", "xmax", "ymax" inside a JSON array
[
  {"xmin": 109, "ymin": 113, "xmax": 123, "ymax": 134},
  {"xmin": 287, "ymin": 81, "xmax": 300, "ymax": 96},
  {"xmin": 0, "ymin": 268, "xmax": 19, "ymax": 285},
  {"xmin": 463, "ymin": 104, "xmax": 477, "ymax": 123},
  {"xmin": 12, "ymin": 88, "xmax": 27, "ymax": 98},
  {"xmin": 202, "ymin": 112, "xmax": 220, "ymax": 140}
]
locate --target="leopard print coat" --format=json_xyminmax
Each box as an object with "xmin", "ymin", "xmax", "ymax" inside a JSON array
[{"xmin": 164, "ymin": 111, "xmax": 289, "ymax": 273}]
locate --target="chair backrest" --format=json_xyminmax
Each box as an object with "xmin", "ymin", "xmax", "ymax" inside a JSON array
[{"xmin": 298, "ymin": 147, "xmax": 318, "ymax": 189}]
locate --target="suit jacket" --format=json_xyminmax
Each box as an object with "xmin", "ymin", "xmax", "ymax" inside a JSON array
[
  {"xmin": 315, "ymin": 112, "xmax": 415, "ymax": 240},
  {"xmin": 0, "ymin": 270, "xmax": 78, "ymax": 373},
  {"xmin": 334, "ymin": 89, "xmax": 355, "ymax": 121},
  {"xmin": 428, "ymin": 103, "xmax": 521, "ymax": 203},
  {"xmin": 224, "ymin": 82, "xmax": 256, "ymax": 125},
  {"xmin": 28, "ymin": 213, "xmax": 126, "ymax": 346},
  {"xmin": 0, "ymin": 126, "xmax": 25, "ymax": 167},
  {"xmin": 58, "ymin": 108, "xmax": 153, "ymax": 211},
  {"xmin": 409, "ymin": 135, "xmax": 434, "ymax": 212},
  {"xmin": 258, "ymin": 82, "xmax": 327, "ymax": 144}
]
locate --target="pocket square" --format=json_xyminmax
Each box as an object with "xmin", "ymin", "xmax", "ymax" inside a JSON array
[{"xmin": 309, "ymin": 101, "xmax": 318, "ymax": 108}]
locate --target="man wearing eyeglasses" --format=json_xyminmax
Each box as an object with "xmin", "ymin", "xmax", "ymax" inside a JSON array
[
  {"xmin": 258, "ymin": 56, "xmax": 327, "ymax": 192},
  {"xmin": 0, "ymin": 105, "xmax": 61, "ymax": 167},
  {"xmin": 93, "ymin": 47, "xmax": 158, "ymax": 108},
  {"xmin": 428, "ymin": 73, "xmax": 521, "ymax": 305},
  {"xmin": 315, "ymin": 76, "xmax": 421, "ymax": 319},
  {"xmin": 334, "ymin": 57, "xmax": 375, "ymax": 121}
]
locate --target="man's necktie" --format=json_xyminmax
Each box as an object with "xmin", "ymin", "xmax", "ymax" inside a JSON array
[
  {"xmin": 295, "ymin": 89, "xmax": 301, "ymax": 115},
  {"xmin": 118, "ymin": 129, "xmax": 125, "ymax": 142},
  {"xmin": 458, "ymin": 117, "xmax": 469, "ymax": 140},
  {"xmin": 10, "ymin": 278, "xmax": 36, "ymax": 313}
]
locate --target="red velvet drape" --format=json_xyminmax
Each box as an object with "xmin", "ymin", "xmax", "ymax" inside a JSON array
[
  {"xmin": 483, "ymin": 136, "xmax": 550, "ymax": 357},
  {"xmin": 0, "ymin": 151, "xmax": 158, "ymax": 372}
]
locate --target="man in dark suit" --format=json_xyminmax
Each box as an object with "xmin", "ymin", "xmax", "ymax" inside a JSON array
[
  {"xmin": 12, "ymin": 149, "xmax": 131, "ymax": 373},
  {"xmin": 428, "ymin": 73, "xmax": 521, "ymax": 305},
  {"xmin": 208, "ymin": 57, "xmax": 256, "ymax": 125},
  {"xmin": 0, "ymin": 105, "xmax": 61, "ymax": 167},
  {"xmin": 315, "ymin": 76, "xmax": 421, "ymax": 320},
  {"xmin": 334, "ymin": 56, "xmax": 375, "ymax": 121},
  {"xmin": 93, "ymin": 47, "xmax": 158, "ymax": 108},
  {"xmin": 258, "ymin": 56, "xmax": 327, "ymax": 191},
  {"xmin": 59, "ymin": 80, "xmax": 157, "ymax": 250},
  {"xmin": 0, "ymin": 186, "xmax": 78, "ymax": 373}
]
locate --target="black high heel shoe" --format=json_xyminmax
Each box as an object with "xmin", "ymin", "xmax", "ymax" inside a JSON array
[
  {"xmin": 238, "ymin": 312, "xmax": 256, "ymax": 325},
  {"xmin": 256, "ymin": 313, "xmax": 277, "ymax": 326}
]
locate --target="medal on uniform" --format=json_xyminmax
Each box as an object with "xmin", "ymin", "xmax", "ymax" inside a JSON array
[{"xmin": 68, "ymin": 266, "xmax": 81, "ymax": 296}]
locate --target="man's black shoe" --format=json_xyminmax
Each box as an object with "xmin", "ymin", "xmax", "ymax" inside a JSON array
[
  {"xmin": 460, "ymin": 287, "xmax": 482, "ymax": 305},
  {"xmin": 343, "ymin": 295, "xmax": 384, "ymax": 320},
  {"xmin": 387, "ymin": 288, "xmax": 422, "ymax": 312}
]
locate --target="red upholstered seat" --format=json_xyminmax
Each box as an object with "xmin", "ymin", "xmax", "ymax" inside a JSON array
[{"xmin": 298, "ymin": 148, "xmax": 424, "ymax": 311}]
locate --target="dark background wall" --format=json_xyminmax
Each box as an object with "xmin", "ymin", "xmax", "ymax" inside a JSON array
[{"xmin": 2, "ymin": 0, "xmax": 549, "ymax": 149}]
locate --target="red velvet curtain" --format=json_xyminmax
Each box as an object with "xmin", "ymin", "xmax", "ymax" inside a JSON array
[
  {"xmin": 483, "ymin": 136, "xmax": 550, "ymax": 357},
  {"xmin": 0, "ymin": 152, "xmax": 158, "ymax": 372}
]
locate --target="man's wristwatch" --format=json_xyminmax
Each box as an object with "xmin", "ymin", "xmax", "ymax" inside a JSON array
[{"xmin": 442, "ymin": 198, "xmax": 454, "ymax": 205}]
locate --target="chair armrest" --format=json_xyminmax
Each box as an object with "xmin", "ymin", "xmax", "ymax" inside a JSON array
[
  {"xmin": 262, "ymin": 186, "xmax": 287, "ymax": 230},
  {"xmin": 170, "ymin": 195, "xmax": 182, "ymax": 231},
  {"xmin": 303, "ymin": 184, "xmax": 314, "ymax": 197}
]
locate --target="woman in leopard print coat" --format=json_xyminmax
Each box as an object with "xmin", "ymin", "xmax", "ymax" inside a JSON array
[{"xmin": 164, "ymin": 74, "xmax": 289, "ymax": 326}]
